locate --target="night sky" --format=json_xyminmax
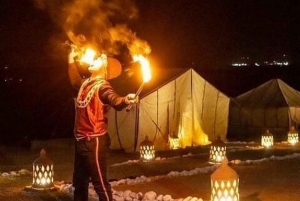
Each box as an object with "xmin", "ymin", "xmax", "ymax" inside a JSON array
[{"xmin": 0, "ymin": 0, "xmax": 300, "ymax": 144}]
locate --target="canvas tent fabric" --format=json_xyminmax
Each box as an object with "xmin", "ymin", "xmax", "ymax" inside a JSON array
[
  {"xmin": 228, "ymin": 79, "xmax": 300, "ymax": 142},
  {"xmin": 107, "ymin": 68, "xmax": 230, "ymax": 153}
]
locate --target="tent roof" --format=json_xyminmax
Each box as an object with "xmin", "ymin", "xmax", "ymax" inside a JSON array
[
  {"xmin": 109, "ymin": 67, "xmax": 189, "ymax": 97},
  {"xmin": 234, "ymin": 79, "xmax": 300, "ymax": 108}
]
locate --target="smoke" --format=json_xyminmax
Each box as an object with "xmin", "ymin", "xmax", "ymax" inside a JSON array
[{"xmin": 33, "ymin": 0, "xmax": 151, "ymax": 56}]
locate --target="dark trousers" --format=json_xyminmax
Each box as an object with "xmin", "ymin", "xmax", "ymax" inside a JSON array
[{"xmin": 73, "ymin": 134, "xmax": 112, "ymax": 201}]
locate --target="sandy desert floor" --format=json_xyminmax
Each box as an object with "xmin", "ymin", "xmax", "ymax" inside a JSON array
[{"xmin": 0, "ymin": 141, "xmax": 300, "ymax": 201}]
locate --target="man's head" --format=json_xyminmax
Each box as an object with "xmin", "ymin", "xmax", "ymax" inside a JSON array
[{"xmin": 88, "ymin": 54, "xmax": 122, "ymax": 79}]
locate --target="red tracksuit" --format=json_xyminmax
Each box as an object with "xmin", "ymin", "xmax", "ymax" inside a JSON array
[{"xmin": 68, "ymin": 63, "xmax": 128, "ymax": 201}]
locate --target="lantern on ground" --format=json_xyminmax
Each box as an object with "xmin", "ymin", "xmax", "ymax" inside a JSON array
[
  {"xmin": 169, "ymin": 136, "xmax": 180, "ymax": 150},
  {"xmin": 32, "ymin": 149, "xmax": 54, "ymax": 189},
  {"xmin": 287, "ymin": 126, "xmax": 299, "ymax": 145},
  {"xmin": 209, "ymin": 136, "xmax": 226, "ymax": 164},
  {"xmin": 261, "ymin": 129, "xmax": 273, "ymax": 148},
  {"xmin": 211, "ymin": 157, "xmax": 239, "ymax": 201},
  {"xmin": 139, "ymin": 136, "xmax": 155, "ymax": 162}
]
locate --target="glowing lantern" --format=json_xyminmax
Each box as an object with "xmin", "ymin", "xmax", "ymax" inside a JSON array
[
  {"xmin": 209, "ymin": 136, "xmax": 226, "ymax": 164},
  {"xmin": 287, "ymin": 126, "xmax": 299, "ymax": 145},
  {"xmin": 261, "ymin": 129, "xmax": 273, "ymax": 148},
  {"xmin": 139, "ymin": 136, "xmax": 155, "ymax": 162},
  {"xmin": 169, "ymin": 136, "xmax": 180, "ymax": 150},
  {"xmin": 32, "ymin": 149, "xmax": 54, "ymax": 189},
  {"xmin": 211, "ymin": 157, "xmax": 239, "ymax": 201}
]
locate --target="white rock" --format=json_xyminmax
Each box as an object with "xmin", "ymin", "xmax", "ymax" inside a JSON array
[
  {"xmin": 129, "ymin": 191, "xmax": 137, "ymax": 198},
  {"xmin": 189, "ymin": 197, "xmax": 198, "ymax": 201},
  {"xmin": 162, "ymin": 194, "xmax": 172, "ymax": 201},
  {"xmin": 1, "ymin": 172, "xmax": 9, "ymax": 177},
  {"xmin": 183, "ymin": 196, "xmax": 193, "ymax": 201},
  {"xmin": 137, "ymin": 192, "xmax": 144, "ymax": 200},
  {"xmin": 156, "ymin": 194, "xmax": 163, "ymax": 201},
  {"xmin": 125, "ymin": 196, "xmax": 133, "ymax": 201},
  {"xmin": 143, "ymin": 191, "xmax": 157, "ymax": 200},
  {"xmin": 123, "ymin": 190, "xmax": 132, "ymax": 197},
  {"xmin": 9, "ymin": 171, "xmax": 18, "ymax": 176}
]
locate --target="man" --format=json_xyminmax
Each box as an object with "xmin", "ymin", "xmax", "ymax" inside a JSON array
[{"xmin": 68, "ymin": 47, "xmax": 138, "ymax": 201}]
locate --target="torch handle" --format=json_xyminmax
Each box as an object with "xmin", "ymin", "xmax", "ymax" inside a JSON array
[{"xmin": 126, "ymin": 83, "xmax": 144, "ymax": 112}]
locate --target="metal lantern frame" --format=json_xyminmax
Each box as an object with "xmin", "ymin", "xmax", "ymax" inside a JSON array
[
  {"xmin": 209, "ymin": 136, "xmax": 226, "ymax": 164},
  {"xmin": 169, "ymin": 136, "xmax": 180, "ymax": 150},
  {"xmin": 261, "ymin": 130, "xmax": 274, "ymax": 148},
  {"xmin": 287, "ymin": 126, "xmax": 299, "ymax": 145},
  {"xmin": 32, "ymin": 149, "xmax": 54, "ymax": 189},
  {"xmin": 139, "ymin": 136, "xmax": 155, "ymax": 162},
  {"xmin": 211, "ymin": 157, "xmax": 239, "ymax": 201}
]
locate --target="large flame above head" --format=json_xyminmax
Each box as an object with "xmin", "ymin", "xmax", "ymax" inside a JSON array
[
  {"xmin": 133, "ymin": 55, "xmax": 151, "ymax": 83},
  {"xmin": 80, "ymin": 48, "xmax": 96, "ymax": 65}
]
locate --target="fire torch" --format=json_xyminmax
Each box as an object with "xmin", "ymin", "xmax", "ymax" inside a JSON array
[{"xmin": 126, "ymin": 54, "xmax": 152, "ymax": 112}]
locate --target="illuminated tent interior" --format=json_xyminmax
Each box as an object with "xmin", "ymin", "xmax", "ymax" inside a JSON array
[
  {"xmin": 108, "ymin": 68, "xmax": 230, "ymax": 153},
  {"xmin": 228, "ymin": 79, "xmax": 300, "ymax": 142}
]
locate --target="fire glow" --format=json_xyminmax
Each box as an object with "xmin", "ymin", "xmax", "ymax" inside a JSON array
[
  {"xmin": 126, "ymin": 55, "xmax": 152, "ymax": 112},
  {"xmin": 133, "ymin": 54, "xmax": 152, "ymax": 83},
  {"xmin": 80, "ymin": 48, "xmax": 97, "ymax": 65}
]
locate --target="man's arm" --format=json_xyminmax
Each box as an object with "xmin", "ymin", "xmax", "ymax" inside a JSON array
[{"xmin": 99, "ymin": 82, "xmax": 137, "ymax": 111}]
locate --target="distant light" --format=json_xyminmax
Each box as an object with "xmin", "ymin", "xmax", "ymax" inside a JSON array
[
  {"xmin": 255, "ymin": 63, "xmax": 260, "ymax": 66},
  {"xmin": 231, "ymin": 63, "xmax": 248, "ymax": 67}
]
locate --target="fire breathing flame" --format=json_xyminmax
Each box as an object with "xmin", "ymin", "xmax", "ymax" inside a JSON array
[
  {"xmin": 133, "ymin": 54, "xmax": 151, "ymax": 83},
  {"xmin": 80, "ymin": 48, "xmax": 96, "ymax": 65}
]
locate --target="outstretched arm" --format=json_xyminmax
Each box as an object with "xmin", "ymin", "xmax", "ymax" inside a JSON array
[{"xmin": 99, "ymin": 82, "xmax": 138, "ymax": 111}]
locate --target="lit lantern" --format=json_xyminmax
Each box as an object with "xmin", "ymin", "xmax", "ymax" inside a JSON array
[
  {"xmin": 211, "ymin": 157, "xmax": 239, "ymax": 201},
  {"xmin": 140, "ymin": 136, "xmax": 155, "ymax": 162},
  {"xmin": 261, "ymin": 129, "xmax": 273, "ymax": 148},
  {"xmin": 209, "ymin": 136, "xmax": 226, "ymax": 164},
  {"xmin": 287, "ymin": 126, "xmax": 299, "ymax": 145},
  {"xmin": 32, "ymin": 149, "xmax": 54, "ymax": 189},
  {"xmin": 169, "ymin": 136, "xmax": 180, "ymax": 150}
]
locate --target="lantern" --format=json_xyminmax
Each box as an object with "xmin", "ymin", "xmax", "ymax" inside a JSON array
[
  {"xmin": 169, "ymin": 136, "xmax": 180, "ymax": 150},
  {"xmin": 261, "ymin": 129, "xmax": 273, "ymax": 148},
  {"xmin": 139, "ymin": 136, "xmax": 155, "ymax": 162},
  {"xmin": 209, "ymin": 136, "xmax": 226, "ymax": 164},
  {"xmin": 287, "ymin": 126, "xmax": 299, "ymax": 145},
  {"xmin": 32, "ymin": 149, "xmax": 54, "ymax": 189},
  {"xmin": 211, "ymin": 157, "xmax": 239, "ymax": 201}
]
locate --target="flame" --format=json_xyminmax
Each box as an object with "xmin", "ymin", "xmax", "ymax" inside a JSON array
[
  {"xmin": 80, "ymin": 48, "xmax": 96, "ymax": 65},
  {"xmin": 133, "ymin": 54, "xmax": 151, "ymax": 83}
]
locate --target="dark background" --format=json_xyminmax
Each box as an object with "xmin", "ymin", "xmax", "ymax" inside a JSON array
[{"xmin": 0, "ymin": 0, "xmax": 300, "ymax": 145}]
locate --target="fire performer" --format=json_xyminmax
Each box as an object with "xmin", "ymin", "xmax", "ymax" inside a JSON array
[{"xmin": 68, "ymin": 46, "xmax": 138, "ymax": 201}]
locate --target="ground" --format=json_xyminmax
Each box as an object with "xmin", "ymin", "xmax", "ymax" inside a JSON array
[{"xmin": 0, "ymin": 141, "xmax": 300, "ymax": 201}]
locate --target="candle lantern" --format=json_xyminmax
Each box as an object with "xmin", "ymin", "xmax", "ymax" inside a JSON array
[
  {"xmin": 140, "ymin": 135, "xmax": 155, "ymax": 162},
  {"xmin": 261, "ymin": 129, "xmax": 273, "ymax": 148},
  {"xmin": 32, "ymin": 149, "xmax": 54, "ymax": 189},
  {"xmin": 169, "ymin": 136, "xmax": 180, "ymax": 150},
  {"xmin": 287, "ymin": 126, "xmax": 299, "ymax": 145},
  {"xmin": 211, "ymin": 157, "xmax": 239, "ymax": 201},
  {"xmin": 209, "ymin": 136, "xmax": 226, "ymax": 164}
]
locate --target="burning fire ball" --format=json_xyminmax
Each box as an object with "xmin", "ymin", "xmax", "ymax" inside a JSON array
[
  {"xmin": 287, "ymin": 126, "xmax": 299, "ymax": 145},
  {"xmin": 211, "ymin": 157, "xmax": 239, "ymax": 201},
  {"xmin": 261, "ymin": 129, "xmax": 274, "ymax": 148},
  {"xmin": 209, "ymin": 136, "xmax": 226, "ymax": 164},
  {"xmin": 139, "ymin": 135, "xmax": 155, "ymax": 162},
  {"xmin": 32, "ymin": 149, "xmax": 54, "ymax": 189}
]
